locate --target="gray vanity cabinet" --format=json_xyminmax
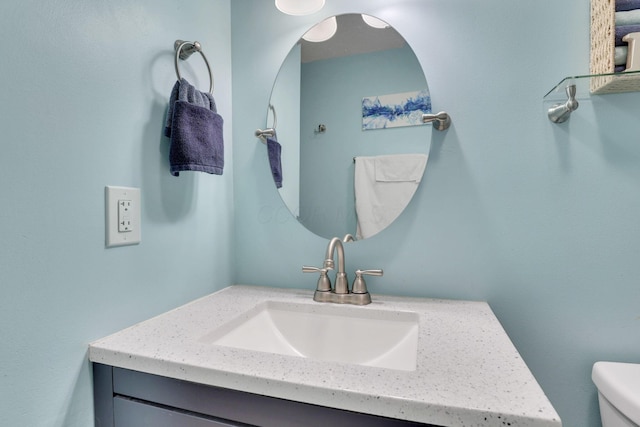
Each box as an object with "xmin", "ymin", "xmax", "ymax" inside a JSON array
[{"xmin": 93, "ymin": 363, "xmax": 438, "ymax": 427}]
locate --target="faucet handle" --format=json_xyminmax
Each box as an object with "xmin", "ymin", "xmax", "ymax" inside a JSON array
[
  {"xmin": 352, "ymin": 269, "xmax": 383, "ymax": 294},
  {"xmin": 302, "ymin": 266, "xmax": 332, "ymax": 292}
]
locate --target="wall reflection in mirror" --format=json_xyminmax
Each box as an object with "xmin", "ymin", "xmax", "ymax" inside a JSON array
[{"xmin": 263, "ymin": 14, "xmax": 432, "ymax": 241}]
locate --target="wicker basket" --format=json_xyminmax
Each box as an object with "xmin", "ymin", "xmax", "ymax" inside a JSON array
[{"xmin": 590, "ymin": 0, "xmax": 640, "ymax": 93}]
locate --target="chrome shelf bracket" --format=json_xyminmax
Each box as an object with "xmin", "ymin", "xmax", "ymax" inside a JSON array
[{"xmin": 548, "ymin": 84, "xmax": 579, "ymax": 123}]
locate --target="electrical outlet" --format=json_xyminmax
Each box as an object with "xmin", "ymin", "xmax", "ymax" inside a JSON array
[
  {"xmin": 105, "ymin": 186, "xmax": 141, "ymax": 247},
  {"xmin": 118, "ymin": 200, "xmax": 132, "ymax": 232}
]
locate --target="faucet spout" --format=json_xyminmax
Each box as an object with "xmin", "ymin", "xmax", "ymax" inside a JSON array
[
  {"xmin": 323, "ymin": 237, "xmax": 348, "ymax": 294},
  {"xmin": 304, "ymin": 236, "xmax": 379, "ymax": 304}
]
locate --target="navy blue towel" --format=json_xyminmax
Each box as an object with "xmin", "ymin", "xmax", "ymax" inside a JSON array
[
  {"xmin": 615, "ymin": 24, "xmax": 640, "ymax": 45},
  {"xmin": 165, "ymin": 78, "xmax": 224, "ymax": 176},
  {"xmin": 266, "ymin": 137, "xmax": 283, "ymax": 188},
  {"xmin": 170, "ymin": 101, "xmax": 224, "ymax": 176},
  {"xmin": 616, "ymin": 0, "xmax": 640, "ymax": 12}
]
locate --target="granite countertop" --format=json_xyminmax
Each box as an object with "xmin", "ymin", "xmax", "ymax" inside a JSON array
[{"xmin": 89, "ymin": 285, "xmax": 561, "ymax": 427}]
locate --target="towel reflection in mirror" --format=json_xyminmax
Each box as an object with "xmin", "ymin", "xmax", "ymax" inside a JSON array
[{"xmin": 354, "ymin": 154, "xmax": 428, "ymax": 240}]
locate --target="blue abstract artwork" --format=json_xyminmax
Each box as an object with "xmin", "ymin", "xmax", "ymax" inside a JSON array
[{"xmin": 362, "ymin": 89, "xmax": 431, "ymax": 130}]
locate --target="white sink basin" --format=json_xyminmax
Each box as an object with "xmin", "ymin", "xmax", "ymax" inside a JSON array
[{"xmin": 202, "ymin": 301, "xmax": 419, "ymax": 371}]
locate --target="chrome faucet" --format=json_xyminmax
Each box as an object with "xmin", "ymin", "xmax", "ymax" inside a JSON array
[
  {"xmin": 302, "ymin": 237, "xmax": 382, "ymax": 305},
  {"xmin": 324, "ymin": 237, "xmax": 348, "ymax": 294}
]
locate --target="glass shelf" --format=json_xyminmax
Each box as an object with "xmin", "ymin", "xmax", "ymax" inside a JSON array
[{"xmin": 544, "ymin": 70, "xmax": 640, "ymax": 103}]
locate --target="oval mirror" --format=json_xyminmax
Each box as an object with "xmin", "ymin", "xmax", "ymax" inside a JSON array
[{"xmin": 262, "ymin": 14, "xmax": 432, "ymax": 241}]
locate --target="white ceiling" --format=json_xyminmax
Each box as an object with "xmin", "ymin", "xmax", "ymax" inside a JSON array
[{"xmin": 301, "ymin": 14, "xmax": 406, "ymax": 63}]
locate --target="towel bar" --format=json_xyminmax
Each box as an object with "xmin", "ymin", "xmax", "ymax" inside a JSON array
[{"xmin": 174, "ymin": 40, "xmax": 214, "ymax": 94}]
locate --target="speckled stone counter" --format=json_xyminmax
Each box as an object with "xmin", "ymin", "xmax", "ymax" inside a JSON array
[{"xmin": 89, "ymin": 285, "xmax": 561, "ymax": 427}]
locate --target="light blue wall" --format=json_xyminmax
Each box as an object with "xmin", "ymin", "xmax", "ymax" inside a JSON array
[
  {"xmin": 0, "ymin": 0, "xmax": 233, "ymax": 426},
  {"xmin": 2, "ymin": 1, "xmax": 639, "ymax": 426},
  {"xmin": 232, "ymin": 1, "xmax": 640, "ymax": 426},
  {"xmin": 300, "ymin": 46, "xmax": 429, "ymax": 238}
]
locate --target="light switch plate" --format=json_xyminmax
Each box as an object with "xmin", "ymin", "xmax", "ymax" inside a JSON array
[{"xmin": 105, "ymin": 186, "xmax": 141, "ymax": 247}]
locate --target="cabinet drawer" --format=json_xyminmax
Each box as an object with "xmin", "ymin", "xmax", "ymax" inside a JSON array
[
  {"xmin": 112, "ymin": 367, "xmax": 432, "ymax": 427},
  {"xmin": 114, "ymin": 397, "xmax": 241, "ymax": 427}
]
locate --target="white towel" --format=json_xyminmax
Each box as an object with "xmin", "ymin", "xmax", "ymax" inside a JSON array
[
  {"xmin": 374, "ymin": 153, "xmax": 428, "ymax": 182},
  {"xmin": 616, "ymin": 9, "xmax": 640, "ymax": 26},
  {"xmin": 354, "ymin": 154, "xmax": 428, "ymax": 240},
  {"xmin": 616, "ymin": 46, "xmax": 628, "ymax": 66}
]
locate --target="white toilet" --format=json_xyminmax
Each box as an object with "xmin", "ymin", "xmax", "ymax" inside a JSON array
[{"xmin": 592, "ymin": 361, "xmax": 640, "ymax": 426}]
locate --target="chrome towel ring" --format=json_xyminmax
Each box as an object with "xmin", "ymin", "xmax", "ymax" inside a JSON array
[
  {"xmin": 255, "ymin": 104, "xmax": 277, "ymax": 143},
  {"xmin": 174, "ymin": 40, "xmax": 214, "ymax": 94}
]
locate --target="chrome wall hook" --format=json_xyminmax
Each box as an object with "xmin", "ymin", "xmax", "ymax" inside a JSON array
[{"xmin": 548, "ymin": 84, "xmax": 578, "ymax": 123}]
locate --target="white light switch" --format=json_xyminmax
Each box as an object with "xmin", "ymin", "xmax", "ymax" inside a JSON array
[{"xmin": 105, "ymin": 186, "xmax": 141, "ymax": 247}]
